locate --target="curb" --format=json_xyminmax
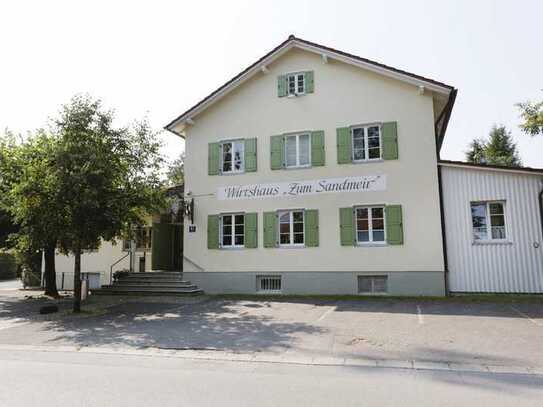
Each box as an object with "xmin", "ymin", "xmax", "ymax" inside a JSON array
[{"xmin": 0, "ymin": 344, "xmax": 541, "ymax": 376}]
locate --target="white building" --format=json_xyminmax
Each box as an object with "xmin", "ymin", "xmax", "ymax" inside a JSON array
[{"xmin": 440, "ymin": 160, "xmax": 543, "ymax": 293}]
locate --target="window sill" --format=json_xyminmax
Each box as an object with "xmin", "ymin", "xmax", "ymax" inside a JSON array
[
  {"xmin": 277, "ymin": 245, "xmax": 306, "ymax": 249},
  {"xmin": 219, "ymin": 246, "xmax": 246, "ymax": 250},
  {"xmin": 352, "ymin": 159, "xmax": 384, "ymax": 165},
  {"xmin": 472, "ymin": 240, "xmax": 513, "ymax": 246},
  {"xmin": 219, "ymin": 171, "xmax": 245, "ymax": 176},
  {"xmin": 356, "ymin": 243, "xmax": 388, "ymax": 247},
  {"xmin": 283, "ymin": 165, "xmax": 312, "ymax": 171}
]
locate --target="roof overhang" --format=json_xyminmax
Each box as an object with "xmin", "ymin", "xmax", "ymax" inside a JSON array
[
  {"xmin": 165, "ymin": 35, "xmax": 456, "ymax": 141},
  {"xmin": 439, "ymin": 160, "xmax": 543, "ymax": 176}
]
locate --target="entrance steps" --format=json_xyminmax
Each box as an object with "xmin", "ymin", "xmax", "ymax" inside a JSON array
[{"xmin": 93, "ymin": 271, "xmax": 203, "ymax": 296}]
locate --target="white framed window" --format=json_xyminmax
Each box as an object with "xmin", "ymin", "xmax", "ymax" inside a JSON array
[
  {"xmin": 220, "ymin": 214, "xmax": 245, "ymax": 248},
  {"xmin": 287, "ymin": 73, "xmax": 305, "ymax": 96},
  {"xmin": 257, "ymin": 275, "xmax": 282, "ymax": 293},
  {"xmin": 278, "ymin": 210, "xmax": 304, "ymax": 246},
  {"xmin": 471, "ymin": 201, "xmax": 507, "ymax": 241},
  {"xmin": 221, "ymin": 140, "xmax": 244, "ymax": 174},
  {"xmin": 358, "ymin": 276, "xmax": 388, "ymax": 294},
  {"xmin": 355, "ymin": 206, "xmax": 386, "ymax": 244},
  {"xmin": 285, "ymin": 133, "xmax": 311, "ymax": 168},
  {"xmin": 352, "ymin": 125, "xmax": 382, "ymax": 162}
]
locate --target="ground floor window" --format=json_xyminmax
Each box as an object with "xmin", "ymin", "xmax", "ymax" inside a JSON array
[
  {"xmin": 355, "ymin": 206, "xmax": 385, "ymax": 244},
  {"xmin": 221, "ymin": 214, "xmax": 245, "ymax": 248},
  {"xmin": 257, "ymin": 275, "xmax": 282, "ymax": 293},
  {"xmin": 278, "ymin": 210, "xmax": 304, "ymax": 246},
  {"xmin": 358, "ymin": 276, "xmax": 388, "ymax": 294},
  {"xmin": 471, "ymin": 201, "xmax": 506, "ymax": 241}
]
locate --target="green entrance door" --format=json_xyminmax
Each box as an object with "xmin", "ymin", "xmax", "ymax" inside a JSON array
[{"xmin": 151, "ymin": 223, "xmax": 183, "ymax": 271}]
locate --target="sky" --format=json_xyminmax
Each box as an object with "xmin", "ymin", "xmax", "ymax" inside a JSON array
[{"xmin": 1, "ymin": 0, "xmax": 542, "ymax": 167}]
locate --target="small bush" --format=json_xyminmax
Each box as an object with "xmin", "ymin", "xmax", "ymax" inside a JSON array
[{"xmin": 113, "ymin": 269, "xmax": 130, "ymax": 281}]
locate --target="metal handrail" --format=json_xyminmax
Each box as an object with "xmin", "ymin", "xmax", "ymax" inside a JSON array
[{"xmin": 109, "ymin": 252, "xmax": 130, "ymax": 284}]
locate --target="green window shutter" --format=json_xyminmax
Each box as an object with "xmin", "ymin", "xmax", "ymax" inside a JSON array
[
  {"xmin": 244, "ymin": 138, "xmax": 257, "ymax": 172},
  {"xmin": 336, "ymin": 127, "xmax": 352, "ymax": 164},
  {"xmin": 382, "ymin": 121, "xmax": 398, "ymax": 160},
  {"xmin": 270, "ymin": 135, "xmax": 285, "ymax": 170},
  {"xmin": 386, "ymin": 205, "xmax": 404, "ymax": 245},
  {"xmin": 263, "ymin": 212, "xmax": 278, "ymax": 248},
  {"xmin": 305, "ymin": 71, "xmax": 314, "ymax": 93},
  {"xmin": 339, "ymin": 207, "xmax": 355, "ymax": 246},
  {"xmin": 311, "ymin": 130, "xmax": 325, "ymax": 167},
  {"xmin": 207, "ymin": 215, "xmax": 220, "ymax": 249},
  {"xmin": 151, "ymin": 223, "xmax": 174, "ymax": 270},
  {"xmin": 208, "ymin": 142, "xmax": 220, "ymax": 175},
  {"xmin": 244, "ymin": 213, "xmax": 258, "ymax": 248},
  {"xmin": 277, "ymin": 75, "xmax": 287, "ymax": 97},
  {"xmin": 304, "ymin": 209, "xmax": 319, "ymax": 247}
]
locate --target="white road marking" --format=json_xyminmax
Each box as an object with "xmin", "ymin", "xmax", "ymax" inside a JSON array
[
  {"xmin": 510, "ymin": 305, "xmax": 543, "ymax": 327},
  {"xmin": 416, "ymin": 305, "xmax": 424, "ymax": 325},
  {"xmin": 316, "ymin": 306, "xmax": 336, "ymax": 322}
]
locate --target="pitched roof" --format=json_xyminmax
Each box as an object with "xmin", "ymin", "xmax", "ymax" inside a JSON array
[
  {"xmin": 439, "ymin": 159, "xmax": 543, "ymax": 175},
  {"xmin": 165, "ymin": 35, "xmax": 456, "ymax": 141}
]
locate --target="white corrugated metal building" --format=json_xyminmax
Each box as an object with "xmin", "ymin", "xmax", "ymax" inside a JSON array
[{"xmin": 440, "ymin": 160, "xmax": 543, "ymax": 293}]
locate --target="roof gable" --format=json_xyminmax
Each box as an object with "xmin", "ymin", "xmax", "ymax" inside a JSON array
[{"xmin": 166, "ymin": 35, "xmax": 456, "ymax": 142}]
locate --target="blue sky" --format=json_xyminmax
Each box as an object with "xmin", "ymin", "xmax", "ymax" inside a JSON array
[{"xmin": 1, "ymin": 0, "xmax": 541, "ymax": 166}]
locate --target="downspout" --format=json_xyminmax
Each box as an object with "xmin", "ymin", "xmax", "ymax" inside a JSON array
[
  {"xmin": 539, "ymin": 183, "xmax": 543, "ymax": 241},
  {"xmin": 435, "ymin": 89, "xmax": 457, "ymax": 296},
  {"xmin": 437, "ymin": 165, "xmax": 449, "ymax": 296}
]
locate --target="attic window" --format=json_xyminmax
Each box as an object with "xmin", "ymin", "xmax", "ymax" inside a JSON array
[
  {"xmin": 287, "ymin": 73, "xmax": 305, "ymax": 95},
  {"xmin": 278, "ymin": 71, "xmax": 313, "ymax": 97}
]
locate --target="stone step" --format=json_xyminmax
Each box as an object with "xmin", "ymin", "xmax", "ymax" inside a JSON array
[
  {"xmin": 101, "ymin": 283, "xmax": 199, "ymax": 290},
  {"xmin": 113, "ymin": 279, "xmax": 192, "ymax": 285},
  {"xmin": 121, "ymin": 274, "xmax": 184, "ymax": 279},
  {"xmin": 93, "ymin": 287, "xmax": 203, "ymax": 296},
  {"xmin": 127, "ymin": 272, "xmax": 182, "ymax": 275}
]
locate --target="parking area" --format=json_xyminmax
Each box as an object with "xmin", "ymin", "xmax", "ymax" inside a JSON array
[{"xmin": 0, "ymin": 293, "xmax": 542, "ymax": 368}]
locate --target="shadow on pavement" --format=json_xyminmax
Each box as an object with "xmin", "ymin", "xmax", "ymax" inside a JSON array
[{"xmin": 42, "ymin": 299, "xmax": 326, "ymax": 352}]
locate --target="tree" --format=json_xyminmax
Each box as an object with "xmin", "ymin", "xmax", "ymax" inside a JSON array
[
  {"xmin": 465, "ymin": 125, "xmax": 522, "ymax": 167},
  {"xmin": 52, "ymin": 95, "xmax": 165, "ymax": 312},
  {"xmin": 0, "ymin": 131, "xmax": 62, "ymax": 296},
  {"xmin": 166, "ymin": 153, "xmax": 185, "ymax": 186},
  {"xmin": 517, "ymin": 100, "xmax": 543, "ymax": 136},
  {"xmin": 466, "ymin": 139, "xmax": 486, "ymax": 164}
]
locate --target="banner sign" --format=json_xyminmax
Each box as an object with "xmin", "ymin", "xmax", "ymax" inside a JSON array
[{"xmin": 217, "ymin": 174, "xmax": 386, "ymax": 201}]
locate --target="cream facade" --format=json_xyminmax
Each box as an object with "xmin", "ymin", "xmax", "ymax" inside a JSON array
[{"xmin": 169, "ymin": 37, "xmax": 456, "ymax": 295}]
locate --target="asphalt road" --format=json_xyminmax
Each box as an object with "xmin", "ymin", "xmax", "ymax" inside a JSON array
[{"xmin": 0, "ymin": 348, "xmax": 541, "ymax": 407}]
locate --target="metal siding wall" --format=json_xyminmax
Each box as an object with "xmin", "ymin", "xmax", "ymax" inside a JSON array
[{"xmin": 441, "ymin": 166, "xmax": 543, "ymax": 293}]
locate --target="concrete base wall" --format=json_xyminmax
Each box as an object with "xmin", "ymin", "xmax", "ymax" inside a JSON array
[{"xmin": 183, "ymin": 271, "xmax": 445, "ymax": 296}]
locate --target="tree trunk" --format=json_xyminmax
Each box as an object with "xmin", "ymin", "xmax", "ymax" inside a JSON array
[
  {"xmin": 73, "ymin": 248, "xmax": 82, "ymax": 313},
  {"xmin": 43, "ymin": 245, "xmax": 59, "ymax": 298}
]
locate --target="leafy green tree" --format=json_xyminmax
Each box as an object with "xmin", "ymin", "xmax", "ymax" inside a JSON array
[
  {"xmin": 0, "ymin": 131, "xmax": 62, "ymax": 296},
  {"xmin": 53, "ymin": 95, "xmax": 165, "ymax": 312},
  {"xmin": 465, "ymin": 139, "xmax": 486, "ymax": 164},
  {"xmin": 517, "ymin": 100, "xmax": 543, "ymax": 136},
  {"xmin": 166, "ymin": 153, "xmax": 185, "ymax": 186},
  {"xmin": 466, "ymin": 125, "xmax": 522, "ymax": 167}
]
